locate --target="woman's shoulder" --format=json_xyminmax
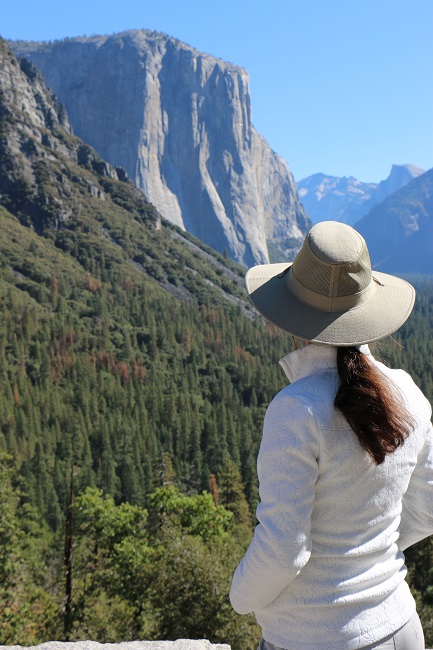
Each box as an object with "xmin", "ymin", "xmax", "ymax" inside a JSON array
[
  {"xmin": 265, "ymin": 371, "xmax": 338, "ymax": 437},
  {"xmin": 272, "ymin": 365, "xmax": 339, "ymax": 409}
]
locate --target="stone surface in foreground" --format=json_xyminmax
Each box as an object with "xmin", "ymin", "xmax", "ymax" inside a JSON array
[{"xmin": 0, "ymin": 642, "xmax": 231, "ymax": 650}]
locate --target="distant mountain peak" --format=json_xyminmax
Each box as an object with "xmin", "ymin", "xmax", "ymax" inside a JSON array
[
  {"xmin": 297, "ymin": 164, "xmax": 425, "ymax": 225},
  {"xmin": 369, "ymin": 164, "xmax": 425, "ymax": 207},
  {"xmin": 390, "ymin": 163, "xmax": 425, "ymax": 176}
]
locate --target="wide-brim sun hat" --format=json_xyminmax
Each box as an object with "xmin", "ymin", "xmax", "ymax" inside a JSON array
[{"xmin": 246, "ymin": 221, "xmax": 415, "ymax": 346}]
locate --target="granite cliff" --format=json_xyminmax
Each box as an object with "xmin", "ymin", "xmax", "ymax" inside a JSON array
[
  {"xmin": 0, "ymin": 37, "xmax": 251, "ymax": 307},
  {"xmin": 12, "ymin": 31, "xmax": 309, "ymax": 266}
]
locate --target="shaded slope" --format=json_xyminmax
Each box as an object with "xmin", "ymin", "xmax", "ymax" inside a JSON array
[{"xmin": 355, "ymin": 168, "xmax": 433, "ymax": 274}]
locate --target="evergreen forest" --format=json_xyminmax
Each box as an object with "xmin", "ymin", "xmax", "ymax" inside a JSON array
[{"xmin": 1, "ymin": 37, "xmax": 433, "ymax": 648}]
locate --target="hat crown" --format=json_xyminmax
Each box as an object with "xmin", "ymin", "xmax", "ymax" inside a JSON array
[{"xmin": 292, "ymin": 221, "xmax": 372, "ymax": 298}]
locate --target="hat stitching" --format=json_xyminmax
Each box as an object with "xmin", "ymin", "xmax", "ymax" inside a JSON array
[{"xmin": 330, "ymin": 265, "xmax": 340, "ymax": 310}]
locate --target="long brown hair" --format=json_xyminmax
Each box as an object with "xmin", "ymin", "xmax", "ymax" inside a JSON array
[{"xmin": 335, "ymin": 346, "xmax": 413, "ymax": 464}]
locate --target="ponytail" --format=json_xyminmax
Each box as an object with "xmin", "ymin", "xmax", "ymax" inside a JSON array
[{"xmin": 334, "ymin": 347, "xmax": 412, "ymax": 464}]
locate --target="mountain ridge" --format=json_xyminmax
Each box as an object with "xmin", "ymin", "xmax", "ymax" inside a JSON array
[
  {"xmin": 355, "ymin": 167, "xmax": 433, "ymax": 274},
  {"xmin": 297, "ymin": 164, "xmax": 425, "ymax": 225}
]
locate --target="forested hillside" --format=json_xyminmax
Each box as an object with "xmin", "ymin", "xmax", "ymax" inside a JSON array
[{"xmin": 1, "ymin": 38, "xmax": 433, "ymax": 648}]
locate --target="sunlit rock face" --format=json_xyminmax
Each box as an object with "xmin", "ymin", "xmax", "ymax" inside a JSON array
[{"xmin": 11, "ymin": 31, "xmax": 310, "ymax": 266}]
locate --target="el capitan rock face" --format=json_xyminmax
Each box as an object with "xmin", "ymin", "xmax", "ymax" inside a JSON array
[{"xmin": 12, "ymin": 31, "xmax": 310, "ymax": 266}]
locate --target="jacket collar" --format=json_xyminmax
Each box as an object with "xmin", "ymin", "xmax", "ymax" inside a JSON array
[{"xmin": 279, "ymin": 343, "xmax": 371, "ymax": 383}]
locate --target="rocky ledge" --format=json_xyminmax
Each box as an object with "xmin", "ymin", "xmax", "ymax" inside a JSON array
[{"xmin": 0, "ymin": 642, "xmax": 231, "ymax": 650}]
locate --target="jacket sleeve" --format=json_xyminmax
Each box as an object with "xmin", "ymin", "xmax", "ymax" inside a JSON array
[
  {"xmin": 399, "ymin": 420, "xmax": 433, "ymax": 551},
  {"xmin": 229, "ymin": 392, "xmax": 319, "ymax": 614}
]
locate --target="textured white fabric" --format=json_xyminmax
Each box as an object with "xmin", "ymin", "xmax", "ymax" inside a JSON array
[
  {"xmin": 258, "ymin": 610, "xmax": 425, "ymax": 649},
  {"xmin": 230, "ymin": 344, "xmax": 433, "ymax": 650}
]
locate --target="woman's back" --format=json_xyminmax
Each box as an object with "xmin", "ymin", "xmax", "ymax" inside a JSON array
[{"xmin": 231, "ymin": 344, "xmax": 433, "ymax": 649}]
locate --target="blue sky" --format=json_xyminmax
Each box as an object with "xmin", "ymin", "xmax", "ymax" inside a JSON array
[{"xmin": 3, "ymin": 0, "xmax": 432, "ymax": 182}]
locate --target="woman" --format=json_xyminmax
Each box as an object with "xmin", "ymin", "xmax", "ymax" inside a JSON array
[{"xmin": 230, "ymin": 221, "xmax": 433, "ymax": 649}]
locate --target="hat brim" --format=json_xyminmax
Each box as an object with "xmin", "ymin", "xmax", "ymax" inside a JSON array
[{"xmin": 246, "ymin": 263, "xmax": 415, "ymax": 346}]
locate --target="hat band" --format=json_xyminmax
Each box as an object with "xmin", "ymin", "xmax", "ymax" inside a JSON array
[{"xmin": 285, "ymin": 268, "xmax": 377, "ymax": 313}]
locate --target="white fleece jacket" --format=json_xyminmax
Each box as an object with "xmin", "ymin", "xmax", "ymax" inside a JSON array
[{"xmin": 230, "ymin": 344, "xmax": 433, "ymax": 650}]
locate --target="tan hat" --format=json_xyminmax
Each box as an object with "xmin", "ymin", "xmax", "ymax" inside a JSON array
[{"xmin": 246, "ymin": 221, "xmax": 415, "ymax": 346}]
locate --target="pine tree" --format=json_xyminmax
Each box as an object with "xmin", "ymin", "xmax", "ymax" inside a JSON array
[{"xmin": 218, "ymin": 458, "xmax": 252, "ymax": 528}]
